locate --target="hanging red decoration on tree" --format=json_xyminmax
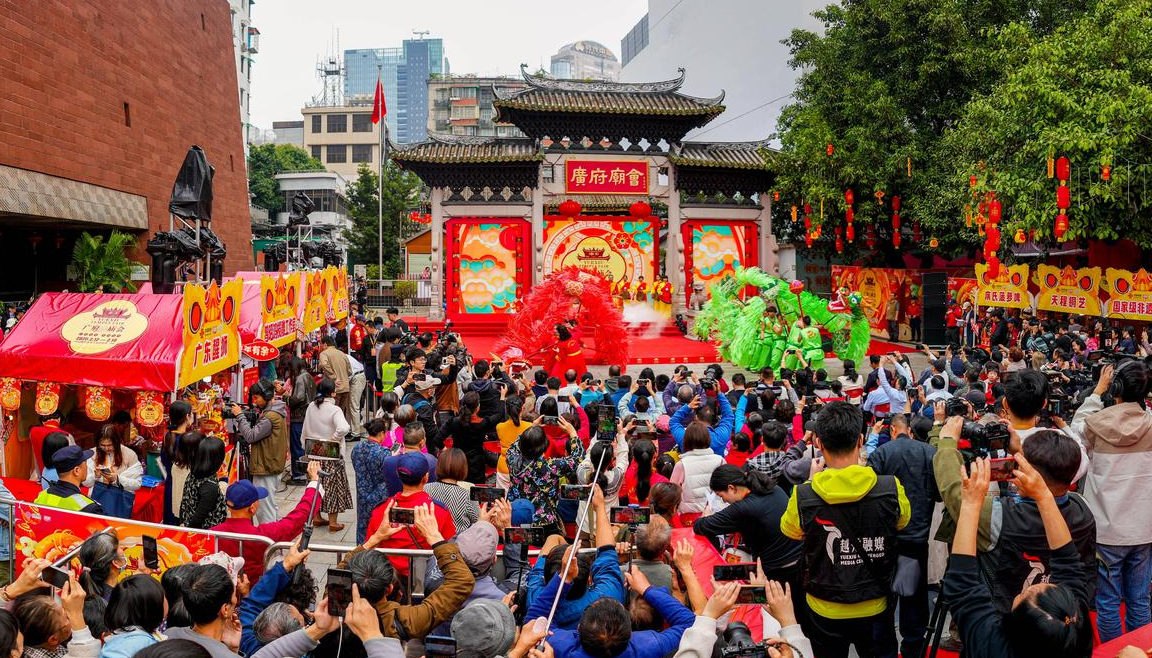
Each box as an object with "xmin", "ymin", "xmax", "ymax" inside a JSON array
[
  {"xmin": 773, "ymin": 191, "xmax": 780, "ymax": 201},
  {"xmin": 1056, "ymin": 156, "xmax": 1070, "ymax": 182},
  {"xmin": 805, "ymin": 232, "xmax": 814, "ymax": 248},
  {"xmin": 1102, "ymin": 165, "xmax": 1112, "ymax": 181},
  {"xmin": 628, "ymin": 201, "xmax": 652, "ymax": 218},
  {"xmin": 844, "ymin": 189, "xmax": 854, "ymax": 206},
  {"xmin": 804, "ymin": 216, "xmax": 812, "ymax": 230},
  {"xmin": 835, "ymin": 237, "xmax": 844, "ymax": 254},
  {"xmin": 845, "ymin": 207, "xmax": 854, "ymax": 223},
  {"xmin": 558, "ymin": 200, "xmax": 582, "ymax": 217},
  {"xmin": 891, "ymin": 212, "xmax": 901, "ymax": 231},
  {"xmin": 892, "ymin": 231, "xmax": 902, "ymax": 248},
  {"xmin": 892, "ymin": 195, "xmax": 901, "ymax": 212},
  {"xmin": 846, "ymin": 223, "xmax": 855, "ymax": 242},
  {"xmin": 826, "ymin": 143, "xmax": 834, "ymax": 156},
  {"xmin": 1054, "ymin": 214, "xmax": 1069, "ymax": 240},
  {"xmin": 969, "ymin": 174, "xmax": 978, "ymax": 188},
  {"xmin": 987, "ymin": 253, "xmax": 1001, "ymax": 278},
  {"xmin": 1056, "ymin": 185, "xmax": 1070, "ymax": 209},
  {"xmin": 988, "ymin": 198, "xmax": 1002, "ymax": 225}
]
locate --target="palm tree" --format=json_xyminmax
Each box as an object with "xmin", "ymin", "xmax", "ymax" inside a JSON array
[{"xmin": 70, "ymin": 231, "xmax": 139, "ymax": 293}]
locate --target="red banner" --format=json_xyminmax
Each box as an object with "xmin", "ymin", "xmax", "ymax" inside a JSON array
[
  {"xmin": 12, "ymin": 501, "xmax": 220, "ymax": 578},
  {"xmin": 242, "ymin": 339, "xmax": 278, "ymax": 362},
  {"xmin": 564, "ymin": 160, "xmax": 648, "ymax": 195}
]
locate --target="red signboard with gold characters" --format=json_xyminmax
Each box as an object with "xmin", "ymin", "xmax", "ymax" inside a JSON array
[
  {"xmin": 564, "ymin": 159, "xmax": 648, "ymax": 195},
  {"xmin": 179, "ymin": 279, "xmax": 242, "ymax": 388}
]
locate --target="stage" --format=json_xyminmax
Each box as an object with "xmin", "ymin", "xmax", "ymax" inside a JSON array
[{"xmin": 396, "ymin": 315, "xmax": 918, "ymax": 369}]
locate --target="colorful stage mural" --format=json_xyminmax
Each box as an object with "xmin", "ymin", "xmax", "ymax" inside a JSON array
[
  {"xmin": 681, "ymin": 221, "xmax": 758, "ymax": 304},
  {"xmin": 542, "ymin": 217, "xmax": 657, "ymax": 286},
  {"xmin": 446, "ymin": 220, "xmax": 530, "ymax": 315},
  {"xmin": 831, "ymin": 266, "xmax": 913, "ymax": 340}
]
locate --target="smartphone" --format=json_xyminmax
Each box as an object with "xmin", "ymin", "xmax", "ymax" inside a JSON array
[
  {"xmin": 40, "ymin": 565, "xmax": 70, "ymax": 589},
  {"xmin": 326, "ymin": 568, "xmax": 353, "ymax": 617},
  {"xmin": 560, "ymin": 484, "xmax": 590, "ymax": 500},
  {"xmin": 597, "ymin": 404, "xmax": 616, "ymax": 435},
  {"xmin": 637, "ymin": 378, "xmax": 649, "ymax": 386},
  {"xmin": 469, "ymin": 486, "xmax": 506, "ymax": 504},
  {"xmin": 713, "ymin": 563, "xmax": 757, "ymax": 582},
  {"xmin": 425, "ymin": 635, "xmax": 457, "ymax": 658},
  {"xmin": 305, "ymin": 438, "xmax": 342, "ymax": 460},
  {"xmin": 503, "ymin": 526, "xmax": 545, "ymax": 546},
  {"xmin": 610, "ymin": 506, "xmax": 651, "ymax": 525},
  {"xmin": 735, "ymin": 585, "xmax": 768, "ymax": 605},
  {"xmin": 989, "ymin": 456, "xmax": 1017, "ymax": 482},
  {"xmin": 389, "ymin": 507, "xmax": 416, "ymax": 525},
  {"xmin": 804, "ymin": 395, "xmax": 816, "ymax": 405},
  {"xmin": 541, "ymin": 415, "xmax": 561, "ymax": 426},
  {"xmin": 142, "ymin": 535, "xmax": 159, "ymax": 571},
  {"xmin": 413, "ymin": 373, "xmax": 427, "ymax": 382}
]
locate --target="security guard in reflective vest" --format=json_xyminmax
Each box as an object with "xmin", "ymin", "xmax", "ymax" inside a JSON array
[{"xmin": 34, "ymin": 445, "xmax": 103, "ymax": 514}]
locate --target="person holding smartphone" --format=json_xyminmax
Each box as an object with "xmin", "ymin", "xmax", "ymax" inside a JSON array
[{"xmin": 365, "ymin": 453, "xmax": 457, "ymax": 578}]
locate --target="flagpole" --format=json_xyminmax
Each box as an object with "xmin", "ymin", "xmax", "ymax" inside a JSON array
[{"xmin": 377, "ymin": 65, "xmax": 385, "ymax": 288}]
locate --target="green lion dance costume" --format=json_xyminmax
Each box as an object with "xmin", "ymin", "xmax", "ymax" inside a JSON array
[{"xmin": 692, "ymin": 267, "xmax": 871, "ymax": 372}]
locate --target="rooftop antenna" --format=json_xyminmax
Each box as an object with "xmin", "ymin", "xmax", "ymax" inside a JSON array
[
  {"xmin": 310, "ymin": 28, "xmax": 345, "ymax": 107},
  {"xmin": 412, "ymin": 29, "xmax": 430, "ymax": 40}
]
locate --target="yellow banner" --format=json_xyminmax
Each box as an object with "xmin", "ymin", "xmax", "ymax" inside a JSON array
[
  {"xmin": 1034, "ymin": 265, "xmax": 1101, "ymax": 315},
  {"xmin": 1105, "ymin": 268, "xmax": 1152, "ymax": 321},
  {"xmin": 324, "ymin": 266, "xmax": 350, "ymax": 322},
  {"xmin": 259, "ymin": 273, "xmax": 301, "ymax": 348},
  {"xmin": 179, "ymin": 279, "xmax": 242, "ymax": 388},
  {"xmin": 975, "ymin": 263, "xmax": 1031, "ymax": 309},
  {"xmin": 300, "ymin": 270, "xmax": 327, "ymax": 333}
]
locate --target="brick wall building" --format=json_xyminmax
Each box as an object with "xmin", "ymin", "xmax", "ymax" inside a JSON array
[{"xmin": 0, "ymin": 0, "xmax": 252, "ymax": 297}]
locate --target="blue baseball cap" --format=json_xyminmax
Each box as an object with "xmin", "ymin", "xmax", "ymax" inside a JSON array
[
  {"xmin": 51, "ymin": 445, "xmax": 93, "ymax": 472},
  {"xmin": 396, "ymin": 452, "xmax": 429, "ymax": 485},
  {"xmin": 226, "ymin": 480, "xmax": 269, "ymax": 508}
]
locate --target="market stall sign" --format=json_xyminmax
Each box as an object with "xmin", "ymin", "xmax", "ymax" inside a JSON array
[
  {"xmin": 301, "ymin": 270, "xmax": 328, "ymax": 334},
  {"xmin": 179, "ymin": 279, "xmax": 242, "ymax": 388},
  {"xmin": 259, "ymin": 273, "xmax": 300, "ymax": 348},
  {"xmin": 324, "ymin": 266, "xmax": 350, "ymax": 322},
  {"xmin": 60, "ymin": 300, "xmax": 148, "ymax": 355},
  {"xmin": 564, "ymin": 159, "xmax": 648, "ymax": 195},
  {"xmin": 1034, "ymin": 265, "xmax": 1101, "ymax": 315},
  {"xmin": 975, "ymin": 263, "xmax": 1031, "ymax": 310},
  {"xmin": 242, "ymin": 339, "xmax": 278, "ymax": 362},
  {"xmin": 1106, "ymin": 268, "xmax": 1152, "ymax": 321}
]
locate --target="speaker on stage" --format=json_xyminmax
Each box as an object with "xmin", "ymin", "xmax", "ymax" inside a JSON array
[{"xmin": 921, "ymin": 272, "xmax": 948, "ymax": 346}]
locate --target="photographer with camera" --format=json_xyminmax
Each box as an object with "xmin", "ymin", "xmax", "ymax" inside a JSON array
[
  {"xmin": 1068, "ymin": 360, "xmax": 1152, "ymax": 641},
  {"xmin": 933, "ymin": 413, "xmax": 1096, "ymax": 615},
  {"xmin": 672, "ymin": 579, "xmax": 811, "ymax": 658},
  {"xmin": 231, "ymin": 380, "xmax": 290, "ymax": 526}
]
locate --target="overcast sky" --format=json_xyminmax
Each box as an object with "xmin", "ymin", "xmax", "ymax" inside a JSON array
[{"xmin": 249, "ymin": 0, "xmax": 648, "ymax": 130}]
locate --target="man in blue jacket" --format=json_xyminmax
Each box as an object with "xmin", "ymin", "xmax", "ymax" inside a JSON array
[
  {"xmin": 543, "ymin": 566, "xmax": 695, "ymax": 658},
  {"xmin": 525, "ymin": 485, "xmax": 625, "ymax": 629},
  {"xmin": 670, "ymin": 392, "xmax": 734, "ymax": 455}
]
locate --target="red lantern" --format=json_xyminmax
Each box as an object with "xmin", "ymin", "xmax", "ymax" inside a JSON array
[
  {"xmin": 834, "ymin": 226, "xmax": 843, "ymax": 239},
  {"xmin": 986, "ymin": 224, "xmax": 1001, "ymax": 249},
  {"xmin": 629, "ymin": 201, "xmax": 652, "ymax": 218},
  {"xmin": 805, "ymin": 233, "xmax": 814, "ymax": 248},
  {"xmin": 988, "ymin": 198, "xmax": 1002, "ymax": 225},
  {"xmin": 969, "ymin": 175, "xmax": 978, "ymax": 188},
  {"xmin": 804, "ymin": 216, "xmax": 812, "ymax": 230},
  {"xmin": 865, "ymin": 225, "xmax": 878, "ymax": 248},
  {"xmin": 826, "ymin": 143, "xmax": 834, "ymax": 156},
  {"xmin": 804, "ymin": 203, "xmax": 812, "ymax": 216},
  {"xmin": 558, "ymin": 200, "xmax": 582, "ymax": 217},
  {"xmin": 846, "ymin": 207, "xmax": 854, "ymax": 224},
  {"xmin": 1056, "ymin": 156, "xmax": 1070, "ymax": 182},
  {"xmin": 789, "ymin": 280, "xmax": 805, "ymax": 295},
  {"xmin": 835, "ymin": 237, "xmax": 845, "ymax": 254},
  {"xmin": 891, "ymin": 212, "xmax": 901, "ymax": 230},
  {"xmin": 1056, "ymin": 185, "xmax": 1070, "ymax": 210},
  {"xmin": 1102, "ymin": 165, "xmax": 1112, "ymax": 181},
  {"xmin": 844, "ymin": 189, "xmax": 854, "ymax": 206},
  {"xmin": 891, "ymin": 195, "xmax": 900, "ymax": 212},
  {"xmin": 846, "ymin": 223, "xmax": 855, "ymax": 242},
  {"xmin": 773, "ymin": 191, "xmax": 780, "ymax": 201},
  {"xmin": 1054, "ymin": 214, "xmax": 1069, "ymax": 240},
  {"xmin": 987, "ymin": 254, "xmax": 1001, "ymax": 278},
  {"xmin": 893, "ymin": 231, "xmax": 902, "ymax": 248}
]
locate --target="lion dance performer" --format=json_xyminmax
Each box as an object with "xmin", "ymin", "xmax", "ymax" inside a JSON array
[
  {"xmin": 543, "ymin": 323, "xmax": 588, "ymax": 378},
  {"xmin": 693, "ymin": 267, "xmax": 870, "ymax": 372}
]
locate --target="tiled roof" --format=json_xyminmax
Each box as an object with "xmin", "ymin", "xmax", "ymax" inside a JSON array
[
  {"xmin": 544, "ymin": 194, "xmax": 650, "ymax": 211},
  {"xmin": 389, "ymin": 134, "xmax": 542, "ymax": 164},
  {"xmin": 494, "ymin": 65, "xmax": 724, "ymax": 118},
  {"xmin": 671, "ymin": 140, "xmax": 774, "ymax": 170}
]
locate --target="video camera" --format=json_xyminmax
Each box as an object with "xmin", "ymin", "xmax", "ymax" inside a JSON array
[{"xmin": 944, "ymin": 397, "xmax": 1010, "ymax": 455}]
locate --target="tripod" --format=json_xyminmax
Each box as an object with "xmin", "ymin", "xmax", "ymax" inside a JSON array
[{"xmin": 923, "ymin": 582, "xmax": 952, "ymax": 658}]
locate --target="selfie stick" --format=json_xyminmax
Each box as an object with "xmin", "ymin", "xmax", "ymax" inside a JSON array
[
  {"xmin": 291, "ymin": 460, "xmax": 328, "ymax": 585},
  {"xmin": 541, "ymin": 452, "xmax": 609, "ymax": 635},
  {"xmin": 513, "ymin": 541, "xmax": 530, "ymax": 625}
]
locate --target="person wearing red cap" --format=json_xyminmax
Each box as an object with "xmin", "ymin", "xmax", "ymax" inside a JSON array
[{"xmin": 212, "ymin": 461, "xmax": 323, "ymax": 583}]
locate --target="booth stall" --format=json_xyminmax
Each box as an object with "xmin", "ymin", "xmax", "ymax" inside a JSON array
[{"xmin": 0, "ymin": 281, "xmax": 243, "ymax": 522}]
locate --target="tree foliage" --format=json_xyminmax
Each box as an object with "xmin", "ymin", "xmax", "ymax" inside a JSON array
[
  {"xmin": 940, "ymin": 0, "xmax": 1152, "ymax": 246},
  {"xmin": 343, "ymin": 163, "xmax": 423, "ymax": 278},
  {"xmin": 71, "ymin": 231, "xmax": 138, "ymax": 293},
  {"xmin": 246, "ymin": 143, "xmax": 324, "ymax": 213},
  {"xmin": 771, "ymin": 0, "xmax": 1101, "ymax": 255}
]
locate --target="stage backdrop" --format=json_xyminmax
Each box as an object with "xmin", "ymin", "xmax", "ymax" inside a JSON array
[
  {"xmin": 831, "ymin": 266, "xmax": 914, "ymax": 340},
  {"xmin": 444, "ymin": 219, "xmax": 531, "ymax": 316},
  {"xmin": 681, "ymin": 221, "xmax": 759, "ymax": 305},
  {"xmin": 542, "ymin": 217, "xmax": 657, "ymax": 285}
]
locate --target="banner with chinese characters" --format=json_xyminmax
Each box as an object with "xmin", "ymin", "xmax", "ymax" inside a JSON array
[
  {"xmin": 831, "ymin": 266, "xmax": 915, "ymax": 339},
  {"xmin": 300, "ymin": 270, "xmax": 328, "ymax": 333},
  {"xmin": 564, "ymin": 159, "xmax": 648, "ymax": 195},
  {"xmin": 1034, "ymin": 265, "xmax": 1101, "ymax": 315},
  {"xmin": 446, "ymin": 220, "xmax": 529, "ymax": 315},
  {"xmin": 13, "ymin": 501, "xmax": 217, "ymax": 579},
  {"xmin": 323, "ymin": 266, "xmax": 350, "ymax": 322},
  {"xmin": 1105, "ymin": 268, "xmax": 1152, "ymax": 321},
  {"xmin": 542, "ymin": 217, "xmax": 657, "ymax": 288},
  {"xmin": 178, "ymin": 279, "xmax": 241, "ymax": 388},
  {"xmin": 259, "ymin": 273, "xmax": 300, "ymax": 348},
  {"xmin": 975, "ymin": 263, "xmax": 1031, "ymax": 309},
  {"xmin": 681, "ymin": 221, "xmax": 758, "ymax": 303}
]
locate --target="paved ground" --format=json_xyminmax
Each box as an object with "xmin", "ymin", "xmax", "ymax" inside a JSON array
[{"xmin": 268, "ymin": 343, "xmax": 936, "ymax": 572}]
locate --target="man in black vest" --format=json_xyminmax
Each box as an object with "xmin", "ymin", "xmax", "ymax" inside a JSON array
[
  {"xmin": 934, "ymin": 416, "xmax": 1096, "ymax": 613},
  {"xmin": 781, "ymin": 402, "xmax": 910, "ymax": 658}
]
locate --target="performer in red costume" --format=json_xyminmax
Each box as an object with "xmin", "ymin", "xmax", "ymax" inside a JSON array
[{"xmin": 544, "ymin": 323, "xmax": 587, "ymax": 378}]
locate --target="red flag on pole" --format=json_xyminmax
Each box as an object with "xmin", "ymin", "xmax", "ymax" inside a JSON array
[{"xmin": 370, "ymin": 77, "xmax": 386, "ymax": 124}]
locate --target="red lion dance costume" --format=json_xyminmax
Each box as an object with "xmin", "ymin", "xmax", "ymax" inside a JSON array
[{"xmin": 493, "ymin": 268, "xmax": 629, "ymax": 375}]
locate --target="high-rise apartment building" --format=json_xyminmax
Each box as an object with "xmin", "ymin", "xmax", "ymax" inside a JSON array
[
  {"xmin": 229, "ymin": 0, "xmax": 259, "ymax": 148},
  {"xmin": 427, "ymin": 76, "xmax": 528, "ymax": 138},
  {"xmin": 620, "ymin": 0, "xmax": 824, "ymax": 142},
  {"xmin": 549, "ymin": 41, "xmax": 620, "ymax": 81},
  {"xmin": 344, "ymin": 38, "xmax": 446, "ymax": 143}
]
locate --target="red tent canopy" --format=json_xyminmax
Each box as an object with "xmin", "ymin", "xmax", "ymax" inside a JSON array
[
  {"xmin": 0, "ymin": 292, "xmax": 185, "ymax": 391},
  {"xmin": 232, "ymin": 272, "xmax": 265, "ymax": 344}
]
